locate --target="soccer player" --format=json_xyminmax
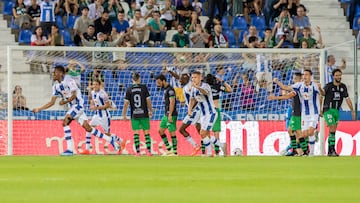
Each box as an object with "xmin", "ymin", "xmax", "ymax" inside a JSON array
[
  {"xmin": 155, "ymin": 74, "xmax": 178, "ymax": 156},
  {"xmin": 178, "ymin": 73, "xmax": 201, "ymax": 156},
  {"xmin": 188, "ymin": 71, "xmax": 217, "ymax": 157},
  {"xmin": 321, "ymin": 68, "xmax": 356, "ymax": 156},
  {"xmin": 205, "ymin": 73, "xmax": 232, "ymax": 156},
  {"xmin": 325, "ymin": 55, "xmax": 346, "ymax": 84},
  {"xmin": 269, "ymin": 72, "xmax": 303, "ymax": 156},
  {"xmin": 32, "ymin": 65, "xmax": 118, "ymax": 156},
  {"xmin": 122, "ymin": 73, "xmax": 153, "ymax": 156},
  {"xmin": 82, "ymin": 79, "xmax": 125, "ymax": 155}
]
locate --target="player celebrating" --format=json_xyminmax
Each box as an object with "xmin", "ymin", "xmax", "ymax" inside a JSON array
[
  {"xmin": 178, "ymin": 73, "xmax": 201, "ymax": 156},
  {"xmin": 122, "ymin": 73, "xmax": 153, "ymax": 156},
  {"xmin": 32, "ymin": 65, "xmax": 118, "ymax": 156},
  {"xmin": 205, "ymin": 73, "xmax": 232, "ymax": 156},
  {"xmin": 155, "ymin": 74, "xmax": 178, "ymax": 156},
  {"xmin": 321, "ymin": 69, "xmax": 356, "ymax": 156},
  {"xmin": 188, "ymin": 71, "xmax": 217, "ymax": 157},
  {"xmin": 82, "ymin": 79, "xmax": 125, "ymax": 155}
]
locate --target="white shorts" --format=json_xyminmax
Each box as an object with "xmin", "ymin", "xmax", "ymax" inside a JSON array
[
  {"xmin": 200, "ymin": 112, "xmax": 218, "ymax": 131},
  {"xmin": 301, "ymin": 114, "xmax": 319, "ymax": 130},
  {"xmin": 90, "ymin": 114, "xmax": 111, "ymax": 133},
  {"xmin": 183, "ymin": 108, "xmax": 201, "ymax": 125},
  {"xmin": 66, "ymin": 105, "xmax": 88, "ymax": 126}
]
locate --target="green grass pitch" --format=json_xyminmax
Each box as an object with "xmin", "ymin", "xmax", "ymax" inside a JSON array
[{"xmin": 0, "ymin": 156, "xmax": 359, "ymax": 203}]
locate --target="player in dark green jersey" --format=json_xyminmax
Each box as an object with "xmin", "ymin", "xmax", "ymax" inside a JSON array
[{"xmin": 320, "ymin": 69, "xmax": 356, "ymax": 156}]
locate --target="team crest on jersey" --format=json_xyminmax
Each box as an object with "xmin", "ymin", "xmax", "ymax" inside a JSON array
[{"xmin": 340, "ymin": 88, "xmax": 344, "ymax": 92}]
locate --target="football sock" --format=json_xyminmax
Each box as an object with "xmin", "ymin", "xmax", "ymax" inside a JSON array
[
  {"xmin": 290, "ymin": 135, "xmax": 297, "ymax": 151},
  {"xmin": 134, "ymin": 134, "xmax": 140, "ymax": 153},
  {"xmin": 112, "ymin": 134, "xmax": 122, "ymax": 143},
  {"xmin": 145, "ymin": 134, "xmax": 151, "ymax": 152},
  {"xmin": 85, "ymin": 132, "xmax": 91, "ymax": 150},
  {"xmin": 210, "ymin": 136, "xmax": 220, "ymax": 154},
  {"xmin": 64, "ymin": 126, "xmax": 74, "ymax": 152},
  {"xmin": 171, "ymin": 136, "xmax": 177, "ymax": 154},
  {"xmin": 309, "ymin": 135, "xmax": 315, "ymax": 155},
  {"xmin": 299, "ymin": 137, "xmax": 308, "ymax": 154},
  {"xmin": 185, "ymin": 135, "xmax": 197, "ymax": 148},
  {"xmin": 328, "ymin": 132, "xmax": 336, "ymax": 150},
  {"xmin": 91, "ymin": 128, "xmax": 111, "ymax": 142},
  {"xmin": 202, "ymin": 137, "xmax": 212, "ymax": 156},
  {"xmin": 201, "ymin": 140, "xmax": 205, "ymax": 154},
  {"xmin": 161, "ymin": 134, "xmax": 172, "ymax": 151}
]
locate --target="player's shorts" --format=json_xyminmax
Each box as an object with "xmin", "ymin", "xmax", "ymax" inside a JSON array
[
  {"xmin": 324, "ymin": 108, "xmax": 339, "ymax": 126},
  {"xmin": 200, "ymin": 112, "xmax": 218, "ymax": 131},
  {"xmin": 174, "ymin": 87, "xmax": 185, "ymax": 103},
  {"xmin": 66, "ymin": 105, "xmax": 87, "ymax": 126},
  {"xmin": 289, "ymin": 116, "xmax": 301, "ymax": 131},
  {"xmin": 212, "ymin": 108, "xmax": 221, "ymax": 132},
  {"xmin": 182, "ymin": 108, "xmax": 200, "ymax": 125},
  {"xmin": 301, "ymin": 114, "xmax": 319, "ymax": 130},
  {"xmin": 90, "ymin": 114, "xmax": 111, "ymax": 133},
  {"xmin": 160, "ymin": 115, "xmax": 177, "ymax": 132},
  {"xmin": 131, "ymin": 117, "xmax": 150, "ymax": 130}
]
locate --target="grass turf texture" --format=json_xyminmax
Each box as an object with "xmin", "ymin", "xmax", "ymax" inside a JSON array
[{"xmin": 0, "ymin": 156, "xmax": 359, "ymax": 203}]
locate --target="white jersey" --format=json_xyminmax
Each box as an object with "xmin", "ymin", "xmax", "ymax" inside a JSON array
[
  {"xmin": 291, "ymin": 81, "xmax": 320, "ymax": 116},
  {"xmin": 256, "ymin": 53, "xmax": 271, "ymax": 73},
  {"xmin": 191, "ymin": 82, "xmax": 216, "ymax": 116},
  {"xmin": 52, "ymin": 75, "xmax": 84, "ymax": 108},
  {"xmin": 325, "ymin": 64, "xmax": 335, "ymax": 84},
  {"xmin": 91, "ymin": 89, "xmax": 110, "ymax": 118}
]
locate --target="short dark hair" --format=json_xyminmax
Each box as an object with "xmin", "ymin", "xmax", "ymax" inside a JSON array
[
  {"xmin": 155, "ymin": 74, "xmax": 166, "ymax": 81},
  {"xmin": 54, "ymin": 65, "xmax": 65, "ymax": 74},
  {"xmin": 135, "ymin": 9, "xmax": 141, "ymax": 13},
  {"xmin": 303, "ymin": 69, "xmax": 312, "ymax": 75},
  {"xmin": 332, "ymin": 68, "xmax": 342, "ymax": 76},
  {"xmin": 132, "ymin": 72, "xmax": 141, "ymax": 81},
  {"xmin": 192, "ymin": 70, "xmax": 202, "ymax": 75},
  {"xmin": 294, "ymin": 72, "xmax": 303, "ymax": 78}
]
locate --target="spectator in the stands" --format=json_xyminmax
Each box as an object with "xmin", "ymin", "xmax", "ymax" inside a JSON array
[
  {"xmin": 94, "ymin": 10, "xmax": 113, "ymax": 40},
  {"xmin": 232, "ymin": 73, "xmax": 255, "ymax": 110},
  {"xmin": 127, "ymin": 1, "xmax": 137, "ymax": 20},
  {"xmin": 88, "ymin": 0, "xmax": 104, "ymax": 21},
  {"xmin": 172, "ymin": 24, "xmax": 189, "ymax": 47},
  {"xmin": 293, "ymin": 26, "xmax": 322, "ymax": 48},
  {"xmin": 48, "ymin": 24, "xmax": 64, "ymax": 46},
  {"xmin": 13, "ymin": 85, "xmax": 29, "ymax": 111},
  {"xmin": 192, "ymin": 0, "xmax": 202, "ymax": 16},
  {"xmin": 190, "ymin": 23, "xmax": 209, "ymax": 48},
  {"xmin": 263, "ymin": 27, "xmax": 284, "ymax": 48},
  {"xmin": 27, "ymin": 0, "xmax": 41, "ymax": 27},
  {"xmin": 177, "ymin": 0, "xmax": 194, "ymax": 27},
  {"xmin": 208, "ymin": 0, "xmax": 226, "ymax": 19},
  {"xmin": 243, "ymin": 25, "xmax": 261, "ymax": 47},
  {"xmin": 65, "ymin": 59, "xmax": 86, "ymax": 87},
  {"xmin": 13, "ymin": 0, "xmax": 32, "ymax": 29},
  {"xmin": 119, "ymin": 32, "xmax": 137, "ymax": 47},
  {"xmin": 112, "ymin": 11, "xmax": 130, "ymax": 34},
  {"xmin": 204, "ymin": 14, "xmax": 221, "ymax": 36},
  {"xmin": 64, "ymin": 0, "xmax": 79, "ymax": 16},
  {"xmin": 243, "ymin": 0, "xmax": 264, "ymax": 24},
  {"xmin": 148, "ymin": 10, "xmax": 166, "ymax": 44},
  {"xmin": 30, "ymin": 26, "xmax": 51, "ymax": 46},
  {"xmin": 78, "ymin": 0, "xmax": 91, "ymax": 12},
  {"xmin": 129, "ymin": 9, "xmax": 149, "ymax": 45},
  {"xmin": 55, "ymin": 0, "xmax": 66, "ymax": 17},
  {"xmin": 289, "ymin": 0, "xmax": 307, "ymax": 17},
  {"xmin": 103, "ymin": 0, "xmax": 124, "ymax": 22},
  {"xmin": 209, "ymin": 24, "xmax": 228, "ymax": 48},
  {"xmin": 73, "ymin": 6, "xmax": 93, "ymax": 46},
  {"xmin": 270, "ymin": 0, "xmax": 291, "ymax": 22},
  {"xmin": 273, "ymin": 7, "xmax": 293, "ymax": 44},
  {"xmin": 293, "ymin": 5, "xmax": 311, "ymax": 38},
  {"xmin": 186, "ymin": 11, "xmax": 200, "ymax": 33},
  {"xmin": 39, "ymin": 0, "xmax": 56, "ymax": 36},
  {"xmin": 141, "ymin": 0, "xmax": 158, "ymax": 20},
  {"xmin": 82, "ymin": 24, "xmax": 97, "ymax": 43},
  {"xmin": 325, "ymin": 55, "xmax": 346, "ymax": 84},
  {"xmin": 160, "ymin": 0, "xmax": 177, "ymax": 30}
]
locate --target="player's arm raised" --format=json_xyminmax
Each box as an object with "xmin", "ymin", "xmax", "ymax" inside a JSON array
[
  {"xmin": 32, "ymin": 96, "xmax": 57, "ymax": 113},
  {"xmin": 267, "ymin": 91, "xmax": 296, "ymax": 101},
  {"xmin": 273, "ymin": 78, "xmax": 293, "ymax": 91}
]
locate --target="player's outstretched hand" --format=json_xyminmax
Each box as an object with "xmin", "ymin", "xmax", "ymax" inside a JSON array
[
  {"xmin": 32, "ymin": 108, "xmax": 40, "ymax": 113},
  {"xmin": 267, "ymin": 95, "xmax": 276, "ymax": 100},
  {"xmin": 149, "ymin": 111, "xmax": 153, "ymax": 118},
  {"xmin": 273, "ymin": 78, "xmax": 279, "ymax": 84},
  {"xmin": 59, "ymin": 100, "xmax": 66, "ymax": 105}
]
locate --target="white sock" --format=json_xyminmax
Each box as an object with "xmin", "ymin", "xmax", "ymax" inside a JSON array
[
  {"xmin": 309, "ymin": 135, "xmax": 315, "ymax": 155},
  {"xmin": 112, "ymin": 134, "xmax": 122, "ymax": 143},
  {"xmin": 91, "ymin": 128, "xmax": 111, "ymax": 142},
  {"xmin": 186, "ymin": 136, "xmax": 198, "ymax": 148},
  {"xmin": 85, "ymin": 132, "xmax": 91, "ymax": 150},
  {"xmin": 210, "ymin": 136, "xmax": 220, "ymax": 147},
  {"xmin": 64, "ymin": 126, "xmax": 74, "ymax": 152},
  {"xmin": 202, "ymin": 137, "xmax": 212, "ymax": 156}
]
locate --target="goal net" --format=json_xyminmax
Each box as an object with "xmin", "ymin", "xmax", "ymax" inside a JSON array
[{"xmin": 2, "ymin": 46, "xmax": 326, "ymax": 156}]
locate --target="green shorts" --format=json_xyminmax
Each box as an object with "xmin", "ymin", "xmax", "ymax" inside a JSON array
[
  {"xmin": 289, "ymin": 116, "xmax": 301, "ymax": 131},
  {"xmin": 212, "ymin": 108, "xmax": 221, "ymax": 132},
  {"xmin": 159, "ymin": 115, "xmax": 177, "ymax": 132},
  {"xmin": 131, "ymin": 117, "xmax": 150, "ymax": 131},
  {"xmin": 324, "ymin": 108, "xmax": 339, "ymax": 126}
]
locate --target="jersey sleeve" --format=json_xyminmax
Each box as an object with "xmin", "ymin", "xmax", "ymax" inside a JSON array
[
  {"xmin": 67, "ymin": 78, "xmax": 78, "ymax": 92},
  {"xmin": 202, "ymin": 83, "xmax": 211, "ymax": 95},
  {"xmin": 168, "ymin": 88, "xmax": 176, "ymax": 98},
  {"xmin": 52, "ymin": 84, "xmax": 59, "ymax": 97},
  {"xmin": 343, "ymin": 84, "xmax": 349, "ymax": 98},
  {"xmin": 124, "ymin": 87, "xmax": 131, "ymax": 101},
  {"xmin": 100, "ymin": 90, "xmax": 109, "ymax": 102},
  {"xmin": 143, "ymin": 85, "xmax": 150, "ymax": 99}
]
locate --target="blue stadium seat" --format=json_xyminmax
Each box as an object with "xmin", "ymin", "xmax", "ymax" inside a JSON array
[
  {"xmin": 222, "ymin": 16, "xmax": 231, "ymax": 31},
  {"xmin": 3, "ymin": 1, "xmax": 14, "ymax": 16},
  {"xmin": 353, "ymin": 16, "xmax": 360, "ymax": 30},
  {"xmin": 18, "ymin": 29, "xmax": 32, "ymax": 45},
  {"xmin": 55, "ymin": 15, "xmax": 65, "ymax": 30},
  {"xmin": 356, "ymin": 4, "xmax": 360, "ymax": 17},
  {"xmin": 60, "ymin": 29, "xmax": 74, "ymax": 46},
  {"xmin": 223, "ymin": 30, "xmax": 238, "ymax": 48},
  {"xmin": 238, "ymin": 30, "xmax": 247, "ymax": 45},
  {"xmin": 232, "ymin": 16, "xmax": 248, "ymax": 30},
  {"xmin": 10, "ymin": 17, "xmax": 20, "ymax": 30},
  {"xmin": 251, "ymin": 16, "xmax": 266, "ymax": 31},
  {"xmin": 66, "ymin": 15, "xmax": 78, "ymax": 29}
]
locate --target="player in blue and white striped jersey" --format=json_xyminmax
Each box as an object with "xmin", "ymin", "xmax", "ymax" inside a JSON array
[
  {"xmin": 32, "ymin": 65, "xmax": 119, "ymax": 156},
  {"xmin": 82, "ymin": 79, "xmax": 125, "ymax": 155},
  {"xmin": 178, "ymin": 73, "xmax": 201, "ymax": 156},
  {"xmin": 188, "ymin": 71, "xmax": 217, "ymax": 157},
  {"xmin": 325, "ymin": 55, "xmax": 346, "ymax": 84},
  {"xmin": 291, "ymin": 69, "xmax": 324, "ymax": 155}
]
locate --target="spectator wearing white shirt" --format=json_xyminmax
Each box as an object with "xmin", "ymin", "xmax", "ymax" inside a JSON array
[
  {"xmin": 141, "ymin": 0, "xmax": 158, "ymax": 20},
  {"xmin": 88, "ymin": 0, "xmax": 104, "ymax": 20},
  {"xmin": 160, "ymin": 0, "xmax": 177, "ymax": 30},
  {"xmin": 129, "ymin": 9, "xmax": 149, "ymax": 44}
]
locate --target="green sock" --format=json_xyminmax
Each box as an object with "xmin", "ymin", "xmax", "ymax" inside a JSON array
[
  {"xmin": 299, "ymin": 137, "xmax": 308, "ymax": 153},
  {"xmin": 214, "ymin": 144, "xmax": 220, "ymax": 154},
  {"xmin": 161, "ymin": 134, "xmax": 172, "ymax": 151},
  {"xmin": 145, "ymin": 134, "xmax": 151, "ymax": 152},
  {"xmin": 171, "ymin": 136, "xmax": 177, "ymax": 154},
  {"xmin": 201, "ymin": 140, "xmax": 205, "ymax": 154},
  {"xmin": 328, "ymin": 132, "xmax": 336, "ymax": 148},
  {"xmin": 290, "ymin": 135, "xmax": 297, "ymax": 150},
  {"xmin": 134, "ymin": 134, "xmax": 140, "ymax": 153}
]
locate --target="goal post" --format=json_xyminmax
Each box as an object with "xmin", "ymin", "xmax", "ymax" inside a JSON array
[{"xmin": 3, "ymin": 45, "xmax": 331, "ymax": 156}]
